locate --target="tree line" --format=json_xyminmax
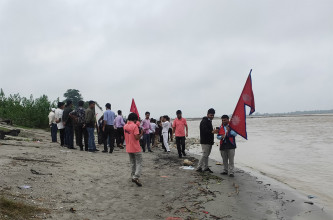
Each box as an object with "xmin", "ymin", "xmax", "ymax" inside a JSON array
[{"xmin": 0, "ymin": 89, "xmax": 90, "ymax": 129}]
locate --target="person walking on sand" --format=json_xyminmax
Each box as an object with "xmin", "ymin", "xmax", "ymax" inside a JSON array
[
  {"xmin": 85, "ymin": 101, "xmax": 97, "ymax": 152},
  {"xmin": 62, "ymin": 100, "xmax": 76, "ymax": 149},
  {"xmin": 55, "ymin": 102, "xmax": 65, "ymax": 147},
  {"xmin": 114, "ymin": 110, "xmax": 125, "ymax": 149},
  {"xmin": 71, "ymin": 101, "xmax": 88, "ymax": 151},
  {"xmin": 48, "ymin": 108, "xmax": 57, "ymax": 143},
  {"xmin": 172, "ymin": 110, "xmax": 188, "ymax": 158},
  {"xmin": 162, "ymin": 115, "xmax": 171, "ymax": 152},
  {"xmin": 217, "ymin": 115, "xmax": 237, "ymax": 177},
  {"xmin": 124, "ymin": 113, "xmax": 144, "ymax": 187},
  {"xmin": 102, "ymin": 103, "xmax": 116, "ymax": 153},
  {"xmin": 196, "ymin": 108, "xmax": 219, "ymax": 173},
  {"xmin": 141, "ymin": 112, "xmax": 153, "ymax": 152}
]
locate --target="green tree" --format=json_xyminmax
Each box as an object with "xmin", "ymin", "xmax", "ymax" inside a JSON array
[{"xmin": 63, "ymin": 89, "xmax": 83, "ymax": 107}]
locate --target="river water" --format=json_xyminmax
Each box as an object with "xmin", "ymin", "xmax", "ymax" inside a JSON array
[{"xmin": 187, "ymin": 115, "xmax": 333, "ymax": 209}]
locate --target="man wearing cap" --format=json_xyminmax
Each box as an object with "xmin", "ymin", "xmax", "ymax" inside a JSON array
[
  {"xmin": 48, "ymin": 108, "xmax": 57, "ymax": 143},
  {"xmin": 172, "ymin": 110, "xmax": 188, "ymax": 158}
]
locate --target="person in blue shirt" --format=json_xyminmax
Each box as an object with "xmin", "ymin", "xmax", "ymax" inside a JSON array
[
  {"xmin": 102, "ymin": 103, "xmax": 116, "ymax": 153},
  {"xmin": 217, "ymin": 115, "xmax": 237, "ymax": 177}
]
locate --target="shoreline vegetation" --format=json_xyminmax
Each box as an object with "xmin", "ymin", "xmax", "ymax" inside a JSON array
[
  {"xmin": 1, "ymin": 124, "xmax": 333, "ymax": 219},
  {"xmin": 1, "ymin": 88, "xmax": 332, "ymax": 128}
]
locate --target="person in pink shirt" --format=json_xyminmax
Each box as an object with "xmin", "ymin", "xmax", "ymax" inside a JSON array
[
  {"xmin": 124, "ymin": 113, "xmax": 144, "ymax": 187},
  {"xmin": 141, "ymin": 112, "xmax": 153, "ymax": 153},
  {"xmin": 172, "ymin": 110, "xmax": 189, "ymax": 158}
]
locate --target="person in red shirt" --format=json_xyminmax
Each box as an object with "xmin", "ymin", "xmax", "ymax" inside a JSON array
[
  {"xmin": 172, "ymin": 110, "xmax": 189, "ymax": 158},
  {"xmin": 124, "ymin": 113, "xmax": 144, "ymax": 186}
]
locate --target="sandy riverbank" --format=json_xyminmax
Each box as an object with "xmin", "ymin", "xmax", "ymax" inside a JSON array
[{"xmin": 0, "ymin": 125, "xmax": 332, "ymax": 220}]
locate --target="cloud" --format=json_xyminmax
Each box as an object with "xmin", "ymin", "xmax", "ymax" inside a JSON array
[{"xmin": 0, "ymin": 0, "xmax": 332, "ymax": 117}]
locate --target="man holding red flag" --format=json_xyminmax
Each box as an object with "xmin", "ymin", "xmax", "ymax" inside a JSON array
[{"xmin": 217, "ymin": 115, "xmax": 237, "ymax": 177}]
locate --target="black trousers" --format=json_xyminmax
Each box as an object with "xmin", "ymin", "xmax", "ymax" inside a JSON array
[
  {"xmin": 176, "ymin": 136, "xmax": 186, "ymax": 156},
  {"xmin": 59, "ymin": 128, "xmax": 65, "ymax": 146},
  {"xmin": 116, "ymin": 127, "xmax": 124, "ymax": 147},
  {"xmin": 104, "ymin": 125, "xmax": 115, "ymax": 152},
  {"xmin": 76, "ymin": 124, "xmax": 88, "ymax": 150},
  {"xmin": 150, "ymin": 133, "xmax": 155, "ymax": 146}
]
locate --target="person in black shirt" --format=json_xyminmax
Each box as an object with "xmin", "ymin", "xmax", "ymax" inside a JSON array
[
  {"xmin": 196, "ymin": 108, "xmax": 219, "ymax": 173},
  {"xmin": 62, "ymin": 100, "xmax": 75, "ymax": 149}
]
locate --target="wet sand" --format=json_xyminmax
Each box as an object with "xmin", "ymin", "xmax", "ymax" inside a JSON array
[{"xmin": 0, "ymin": 125, "xmax": 332, "ymax": 220}]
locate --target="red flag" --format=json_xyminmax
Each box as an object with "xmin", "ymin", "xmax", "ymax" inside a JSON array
[
  {"xmin": 130, "ymin": 98, "xmax": 140, "ymax": 118},
  {"xmin": 229, "ymin": 70, "xmax": 255, "ymax": 139}
]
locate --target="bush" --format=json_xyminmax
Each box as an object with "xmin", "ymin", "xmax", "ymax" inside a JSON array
[{"xmin": 0, "ymin": 89, "xmax": 55, "ymax": 128}]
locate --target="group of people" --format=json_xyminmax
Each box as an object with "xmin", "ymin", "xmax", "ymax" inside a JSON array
[{"xmin": 48, "ymin": 102, "xmax": 237, "ymax": 186}]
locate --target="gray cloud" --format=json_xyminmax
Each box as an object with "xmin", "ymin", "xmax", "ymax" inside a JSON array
[{"xmin": 1, "ymin": 0, "xmax": 332, "ymax": 118}]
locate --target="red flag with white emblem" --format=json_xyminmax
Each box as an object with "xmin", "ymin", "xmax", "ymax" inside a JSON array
[
  {"xmin": 130, "ymin": 98, "xmax": 140, "ymax": 118},
  {"xmin": 229, "ymin": 70, "xmax": 255, "ymax": 139}
]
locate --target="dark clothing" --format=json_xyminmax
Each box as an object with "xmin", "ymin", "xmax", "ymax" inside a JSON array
[
  {"xmin": 51, "ymin": 124, "xmax": 58, "ymax": 142},
  {"xmin": 104, "ymin": 125, "xmax": 115, "ymax": 152},
  {"xmin": 59, "ymin": 128, "xmax": 65, "ymax": 146},
  {"xmin": 142, "ymin": 133, "xmax": 151, "ymax": 152},
  {"xmin": 168, "ymin": 128, "xmax": 173, "ymax": 141},
  {"xmin": 220, "ymin": 133, "xmax": 237, "ymax": 150},
  {"xmin": 76, "ymin": 124, "xmax": 88, "ymax": 150},
  {"xmin": 65, "ymin": 126, "xmax": 74, "ymax": 148},
  {"xmin": 150, "ymin": 133, "xmax": 155, "ymax": 146},
  {"xmin": 200, "ymin": 117, "xmax": 214, "ymax": 145},
  {"xmin": 62, "ymin": 107, "xmax": 73, "ymax": 127},
  {"xmin": 116, "ymin": 127, "xmax": 124, "ymax": 147},
  {"xmin": 85, "ymin": 108, "xmax": 96, "ymax": 128},
  {"xmin": 176, "ymin": 136, "xmax": 186, "ymax": 156},
  {"xmin": 71, "ymin": 107, "xmax": 86, "ymax": 124}
]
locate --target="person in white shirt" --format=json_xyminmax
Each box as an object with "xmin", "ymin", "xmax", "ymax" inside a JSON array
[
  {"xmin": 48, "ymin": 108, "xmax": 57, "ymax": 142},
  {"xmin": 149, "ymin": 119, "xmax": 157, "ymax": 148},
  {"xmin": 54, "ymin": 102, "xmax": 65, "ymax": 147},
  {"xmin": 161, "ymin": 115, "xmax": 170, "ymax": 152}
]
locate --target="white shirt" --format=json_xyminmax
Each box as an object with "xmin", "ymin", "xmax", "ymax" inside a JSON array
[
  {"xmin": 55, "ymin": 108, "xmax": 64, "ymax": 129},
  {"xmin": 48, "ymin": 111, "xmax": 56, "ymax": 125},
  {"xmin": 162, "ymin": 121, "xmax": 170, "ymax": 133},
  {"xmin": 150, "ymin": 123, "xmax": 157, "ymax": 133}
]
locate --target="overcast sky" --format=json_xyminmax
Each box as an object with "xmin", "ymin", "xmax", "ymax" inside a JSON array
[{"xmin": 0, "ymin": 0, "xmax": 332, "ymax": 118}]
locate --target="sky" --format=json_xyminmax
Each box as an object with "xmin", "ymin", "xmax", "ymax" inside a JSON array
[{"xmin": 0, "ymin": 0, "xmax": 332, "ymax": 118}]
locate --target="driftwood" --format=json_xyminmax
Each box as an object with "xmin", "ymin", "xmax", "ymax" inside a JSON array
[{"xmin": 0, "ymin": 129, "xmax": 21, "ymax": 139}]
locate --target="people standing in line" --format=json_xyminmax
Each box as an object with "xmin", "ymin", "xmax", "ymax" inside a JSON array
[
  {"xmin": 102, "ymin": 103, "xmax": 116, "ymax": 153},
  {"xmin": 85, "ymin": 101, "xmax": 97, "ymax": 152},
  {"xmin": 141, "ymin": 112, "xmax": 153, "ymax": 153},
  {"xmin": 161, "ymin": 115, "xmax": 171, "ymax": 152},
  {"xmin": 71, "ymin": 101, "xmax": 88, "ymax": 151},
  {"xmin": 149, "ymin": 119, "xmax": 157, "ymax": 148},
  {"xmin": 114, "ymin": 110, "xmax": 125, "ymax": 149},
  {"xmin": 196, "ymin": 108, "xmax": 219, "ymax": 173},
  {"xmin": 217, "ymin": 115, "xmax": 237, "ymax": 177},
  {"xmin": 62, "ymin": 100, "xmax": 75, "ymax": 149},
  {"xmin": 124, "ymin": 113, "xmax": 144, "ymax": 187},
  {"xmin": 48, "ymin": 108, "xmax": 57, "ymax": 143},
  {"xmin": 55, "ymin": 102, "xmax": 65, "ymax": 147},
  {"xmin": 172, "ymin": 110, "xmax": 188, "ymax": 158}
]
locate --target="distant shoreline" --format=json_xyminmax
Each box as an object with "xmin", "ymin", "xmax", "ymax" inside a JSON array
[{"xmin": 187, "ymin": 113, "xmax": 333, "ymax": 121}]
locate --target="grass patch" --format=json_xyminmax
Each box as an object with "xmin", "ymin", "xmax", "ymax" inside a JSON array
[{"xmin": 0, "ymin": 197, "xmax": 49, "ymax": 220}]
